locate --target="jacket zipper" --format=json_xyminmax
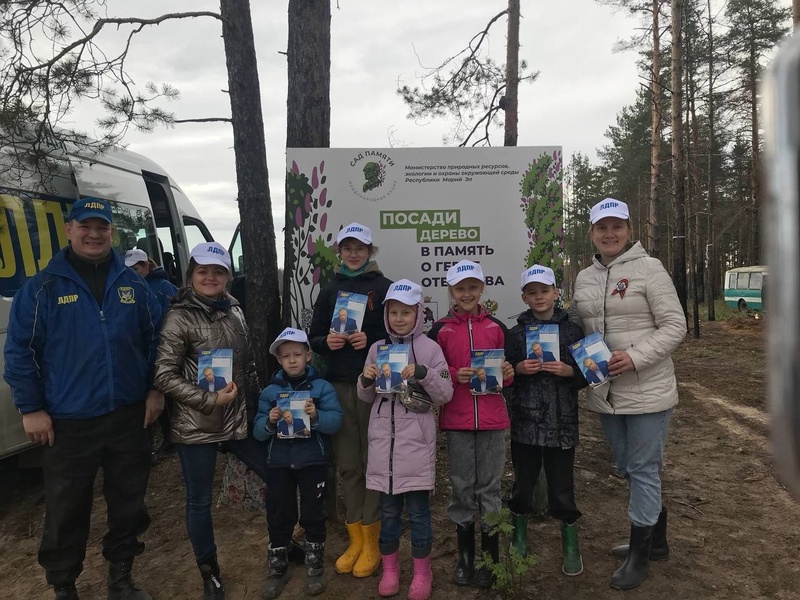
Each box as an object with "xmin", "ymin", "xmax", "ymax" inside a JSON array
[
  {"xmin": 601, "ymin": 268, "xmax": 616, "ymax": 414},
  {"xmin": 468, "ymin": 317, "xmax": 478, "ymax": 429},
  {"xmin": 388, "ymin": 398, "xmax": 396, "ymax": 494},
  {"xmin": 99, "ymin": 309, "xmax": 115, "ymax": 412}
]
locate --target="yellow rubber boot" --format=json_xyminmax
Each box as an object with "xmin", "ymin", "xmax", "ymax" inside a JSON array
[
  {"xmin": 335, "ymin": 521, "xmax": 363, "ymax": 574},
  {"xmin": 352, "ymin": 521, "xmax": 381, "ymax": 577}
]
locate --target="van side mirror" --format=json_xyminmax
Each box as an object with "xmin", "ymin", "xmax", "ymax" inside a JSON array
[{"xmin": 764, "ymin": 31, "xmax": 800, "ymax": 500}]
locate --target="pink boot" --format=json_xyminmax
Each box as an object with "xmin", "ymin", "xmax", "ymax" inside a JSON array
[
  {"xmin": 407, "ymin": 556, "xmax": 432, "ymax": 600},
  {"xmin": 378, "ymin": 552, "xmax": 400, "ymax": 597}
]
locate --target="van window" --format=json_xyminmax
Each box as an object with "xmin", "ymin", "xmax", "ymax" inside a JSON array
[
  {"xmin": 183, "ymin": 217, "xmax": 213, "ymax": 251},
  {"xmin": 749, "ymin": 272, "xmax": 763, "ymax": 289},
  {"xmin": 230, "ymin": 226, "xmax": 244, "ymax": 276},
  {"xmin": 1, "ymin": 191, "xmax": 157, "ymax": 298}
]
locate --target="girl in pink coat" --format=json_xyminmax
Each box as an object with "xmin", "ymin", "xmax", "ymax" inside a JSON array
[
  {"xmin": 357, "ymin": 279, "xmax": 453, "ymax": 600},
  {"xmin": 427, "ymin": 260, "xmax": 514, "ymax": 589}
]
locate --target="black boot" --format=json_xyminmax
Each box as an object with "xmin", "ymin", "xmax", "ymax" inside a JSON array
[
  {"xmin": 304, "ymin": 541, "xmax": 325, "ymax": 596},
  {"xmin": 264, "ymin": 545, "xmax": 290, "ymax": 599},
  {"xmin": 287, "ymin": 538, "xmax": 306, "ymax": 565},
  {"xmin": 611, "ymin": 507, "xmax": 670, "ymax": 561},
  {"xmin": 198, "ymin": 558, "xmax": 225, "ymax": 599},
  {"xmin": 610, "ymin": 524, "xmax": 653, "ymax": 590},
  {"xmin": 453, "ymin": 522, "xmax": 475, "ymax": 586},
  {"xmin": 107, "ymin": 561, "xmax": 152, "ymax": 600},
  {"xmin": 474, "ymin": 530, "xmax": 500, "ymax": 589},
  {"xmin": 53, "ymin": 583, "xmax": 79, "ymax": 600}
]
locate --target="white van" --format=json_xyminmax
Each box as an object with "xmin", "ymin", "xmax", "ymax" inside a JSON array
[{"xmin": 0, "ymin": 135, "xmax": 214, "ymax": 459}]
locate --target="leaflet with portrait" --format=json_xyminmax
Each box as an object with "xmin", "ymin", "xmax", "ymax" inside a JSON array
[
  {"xmin": 526, "ymin": 324, "xmax": 560, "ymax": 362},
  {"xmin": 375, "ymin": 343, "xmax": 409, "ymax": 393},
  {"xmin": 470, "ymin": 349, "xmax": 504, "ymax": 395},
  {"xmin": 568, "ymin": 332, "xmax": 615, "ymax": 388},
  {"xmin": 197, "ymin": 349, "xmax": 233, "ymax": 392},
  {"xmin": 329, "ymin": 291, "xmax": 367, "ymax": 334},
  {"xmin": 276, "ymin": 391, "xmax": 312, "ymax": 439}
]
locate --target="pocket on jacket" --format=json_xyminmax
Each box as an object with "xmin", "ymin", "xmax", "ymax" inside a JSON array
[{"xmin": 192, "ymin": 406, "xmax": 225, "ymax": 434}]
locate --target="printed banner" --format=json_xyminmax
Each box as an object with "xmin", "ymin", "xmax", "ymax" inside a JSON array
[{"xmin": 285, "ymin": 147, "xmax": 564, "ymax": 330}]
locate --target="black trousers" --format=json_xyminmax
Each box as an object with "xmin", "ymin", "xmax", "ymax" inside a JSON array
[
  {"xmin": 265, "ymin": 465, "xmax": 328, "ymax": 547},
  {"xmin": 39, "ymin": 402, "xmax": 151, "ymax": 586},
  {"xmin": 507, "ymin": 440, "xmax": 582, "ymax": 523}
]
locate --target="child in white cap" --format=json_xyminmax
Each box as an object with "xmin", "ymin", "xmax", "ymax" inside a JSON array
[
  {"xmin": 253, "ymin": 328, "xmax": 342, "ymax": 598},
  {"xmin": 356, "ymin": 279, "xmax": 453, "ymax": 600},
  {"xmin": 427, "ymin": 260, "xmax": 514, "ymax": 589},
  {"xmin": 307, "ymin": 222, "xmax": 393, "ymax": 577},
  {"xmin": 570, "ymin": 198, "xmax": 686, "ymax": 590},
  {"xmin": 506, "ymin": 264, "xmax": 586, "ymax": 575}
]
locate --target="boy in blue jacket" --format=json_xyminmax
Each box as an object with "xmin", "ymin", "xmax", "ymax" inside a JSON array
[{"xmin": 254, "ymin": 328, "xmax": 343, "ymax": 598}]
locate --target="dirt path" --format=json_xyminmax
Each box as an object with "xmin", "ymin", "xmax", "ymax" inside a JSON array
[{"xmin": 2, "ymin": 318, "xmax": 799, "ymax": 599}]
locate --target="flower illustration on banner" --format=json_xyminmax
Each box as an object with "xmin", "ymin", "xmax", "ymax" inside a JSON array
[
  {"xmin": 286, "ymin": 160, "xmax": 339, "ymax": 328},
  {"xmin": 518, "ymin": 150, "xmax": 564, "ymax": 283}
]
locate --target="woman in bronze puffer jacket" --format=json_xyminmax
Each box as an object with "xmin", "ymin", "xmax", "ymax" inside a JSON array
[{"xmin": 154, "ymin": 241, "xmax": 260, "ymax": 600}]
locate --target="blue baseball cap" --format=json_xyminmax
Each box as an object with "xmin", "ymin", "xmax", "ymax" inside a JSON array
[{"xmin": 67, "ymin": 197, "xmax": 114, "ymax": 223}]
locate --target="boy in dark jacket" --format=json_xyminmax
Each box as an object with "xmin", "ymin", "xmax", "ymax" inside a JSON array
[
  {"xmin": 506, "ymin": 265, "xmax": 586, "ymax": 577},
  {"xmin": 254, "ymin": 328, "xmax": 343, "ymax": 598}
]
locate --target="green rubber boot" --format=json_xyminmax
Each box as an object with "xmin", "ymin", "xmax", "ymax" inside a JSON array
[
  {"xmin": 561, "ymin": 521, "xmax": 584, "ymax": 576},
  {"xmin": 511, "ymin": 512, "xmax": 528, "ymax": 558}
]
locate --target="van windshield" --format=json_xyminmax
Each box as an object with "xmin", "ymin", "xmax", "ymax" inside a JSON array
[{"xmin": 1, "ymin": 191, "xmax": 157, "ymax": 298}]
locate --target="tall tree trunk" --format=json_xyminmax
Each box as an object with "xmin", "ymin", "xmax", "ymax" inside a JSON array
[
  {"xmin": 283, "ymin": 0, "xmax": 333, "ymax": 521},
  {"xmin": 671, "ymin": 0, "xmax": 688, "ymax": 319},
  {"xmin": 686, "ymin": 21, "xmax": 702, "ymax": 338},
  {"xmin": 282, "ymin": 0, "xmax": 331, "ymax": 327},
  {"xmin": 504, "ymin": 0, "xmax": 520, "ymax": 147},
  {"xmin": 748, "ymin": 54, "xmax": 760, "ymax": 265},
  {"xmin": 220, "ymin": 0, "xmax": 281, "ymax": 383},
  {"xmin": 504, "ymin": 0, "xmax": 547, "ymax": 516},
  {"xmin": 706, "ymin": 0, "xmax": 716, "ymax": 321},
  {"xmin": 649, "ymin": 0, "xmax": 662, "ymax": 258},
  {"xmin": 794, "ymin": 0, "xmax": 800, "ymax": 27}
]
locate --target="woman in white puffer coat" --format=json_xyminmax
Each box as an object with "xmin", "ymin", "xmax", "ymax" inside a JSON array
[{"xmin": 570, "ymin": 198, "xmax": 686, "ymax": 592}]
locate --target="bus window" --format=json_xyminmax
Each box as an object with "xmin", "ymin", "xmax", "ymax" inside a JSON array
[{"xmin": 749, "ymin": 272, "xmax": 763, "ymax": 290}]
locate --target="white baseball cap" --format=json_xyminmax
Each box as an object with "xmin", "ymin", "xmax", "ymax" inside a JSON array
[
  {"xmin": 590, "ymin": 198, "xmax": 630, "ymax": 224},
  {"xmin": 269, "ymin": 327, "xmax": 310, "ymax": 356},
  {"xmin": 520, "ymin": 264, "xmax": 556, "ymax": 289},
  {"xmin": 384, "ymin": 279, "xmax": 423, "ymax": 306},
  {"xmin": 446, "ymin": 260, "xmax": 485, "ymax": 286},
  {"xmin": 190, "ymin": 242, "xmax": 232, "ymax": 270},
  {"xmin": 336, "ymin": 222, "xmax": 372, "ymax": 245},
  {"xmin": 124, "ymin": 248, "xmax": 148, "ymax": 267}
]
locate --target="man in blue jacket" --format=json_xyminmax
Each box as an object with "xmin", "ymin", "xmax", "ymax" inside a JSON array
[
  {"xmin": 198, "ymin": 367, "xmax": 228, "ymax": 392},
  {"xmin": 3, "ymin": 197, "xmax": 163, "ymax": 600},
  {"xmin": 470, "ymin": 367, "xmax": 501, "ymax": 394}
]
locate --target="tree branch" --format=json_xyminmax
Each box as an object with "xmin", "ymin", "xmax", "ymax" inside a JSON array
[{"xmin": 172, "ymin": 117, "xmax": 233, "ymax": 123}]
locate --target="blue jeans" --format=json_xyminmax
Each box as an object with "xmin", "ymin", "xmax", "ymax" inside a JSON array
[
  {"xmin": 379, "ymin": 491, "xmax": 432, "ymax": 558},
  {"xmin": 176, "ymin": 443, "xmax": 221, "ymax": 563},
  {"xmin": 599, "ymin": 409, "xmax": 673, "ymax": 527}
]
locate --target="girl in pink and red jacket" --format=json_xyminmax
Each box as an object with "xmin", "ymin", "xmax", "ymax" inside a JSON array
[
  {"xmin": 357, "ymin": 279, "xmax": 453, "ymax": 600},
  {"xmin": 427, "ymin": 260, "xmax": 514, "ymax": 589}
]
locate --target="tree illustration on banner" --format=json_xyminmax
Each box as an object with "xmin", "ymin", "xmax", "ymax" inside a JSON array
[
  {"xmin": 286, "ymin": 160, "xmax": 338, "ymax": 329},
  {"xmin": 519, "ymin": 150, "xmax": 564, "ymax": 282}
]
